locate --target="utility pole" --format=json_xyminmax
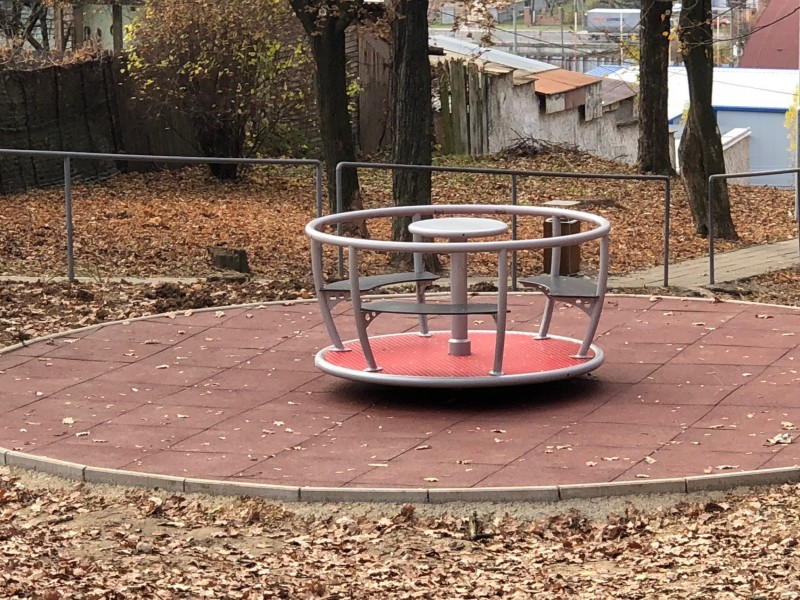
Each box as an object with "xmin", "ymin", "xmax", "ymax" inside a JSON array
[
  {"xmin": 573, "ymin": 0, "xmax": 579, "ymax": 69},
  {"xmin": 512, "ymin": 0, "xmax": 518, "ymax": 54},
  {"xmin": 560, "ymin": 7, "xmax": 565, "ymax": 67}
]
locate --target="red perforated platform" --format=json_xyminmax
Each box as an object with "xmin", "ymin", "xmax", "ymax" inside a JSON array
[{"xmin": 317, "ymin": 331, "xmax": 602, "ymax": 386}]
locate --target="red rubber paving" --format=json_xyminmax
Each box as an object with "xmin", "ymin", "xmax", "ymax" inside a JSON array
[{"xmin": 1, "ymin": 294, "xmax": 799, "ymax": 489}]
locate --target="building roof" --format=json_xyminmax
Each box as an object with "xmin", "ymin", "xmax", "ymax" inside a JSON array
[
  {"xmin": 531, "ymin": 68, "xmax": 604, "ymax": 95},
  {"xmin": 585, "ymin": 64, "xmax": 627, "ymax": 77},
  {"xmin": 429, "ymin": 35, "xmax": 604, "ymax": 96},
  {"xmin": 739, "ymin": 0, "xmax": 798, "ymax": 69},
  {"xmin": 429, "ymin": 35, "xmax": 558, "ymax": 74},
  {"xmin": 605, "ymin": 65, "xmax": 798, "ymax": 121},
  {"xmin": 600, "ymin": 78, "xmax": 638, "ymax": 106}
]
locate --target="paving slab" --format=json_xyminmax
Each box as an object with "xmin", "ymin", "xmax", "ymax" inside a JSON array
[
  {"xmin": 2, "ymin": 294, "xmax": 800, "ymax": 499},
  {"xmin": 609, "ymin": 238, "xmax": 799, "ymax": 289}
]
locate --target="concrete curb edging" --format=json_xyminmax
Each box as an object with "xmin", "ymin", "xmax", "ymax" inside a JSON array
[{"xmin": 3, "ymin": 446, "xmax": 800, "ymax": 504}]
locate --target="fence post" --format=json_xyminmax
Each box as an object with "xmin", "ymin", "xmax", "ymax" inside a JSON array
[
  {"xmin": 795, "ymin": 170, "xmax": 799, "ymax": 259},
  {"xmin": 510, "ymin": 173, "xmax": 518, "ymax": 291},
  {"xmin": 64, "ymin": 157, "xmax": 75, "ymax": 283},
  {"xmin": 708, "ymin": 176, "xmax": 716, "ymax": 285}
]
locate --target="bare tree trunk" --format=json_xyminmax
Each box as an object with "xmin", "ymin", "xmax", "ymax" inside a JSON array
[
  {"xmin": 638, "ymin": 0, "xmax": 674, "ymax": 174},
  {"xmin": 390, "ymin": 0, "xmax": 432, "ymax": 242},
  {"xmin": 678, "ymin": 0, "xmax": 737, "ymax": 239},
  {"xmin": 288, "ymin": 2, "xmax": 362, "ymax": 216},
  {"xmin": 388, "ymin": 0, "xmax": 439, "ymax": 270}
]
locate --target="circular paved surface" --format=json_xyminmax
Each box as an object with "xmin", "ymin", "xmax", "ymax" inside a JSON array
[{"xmin": 1, "ymin": 294, "xmax": 800, "ymax": 497}]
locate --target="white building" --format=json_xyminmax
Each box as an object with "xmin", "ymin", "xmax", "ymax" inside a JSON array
[{"xmin": 605, "ymin": 66, "xmax": 799, "ymax": 187}]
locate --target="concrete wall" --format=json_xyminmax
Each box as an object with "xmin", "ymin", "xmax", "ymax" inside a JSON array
[
  {"xmin": 484, "ymin": 70, "xmax": 639, "ymax": 164},
  {"xmin": 673, "ymin": 109, "xmax": 793, "ymax": 188},
  {"xmin": 721, "ymin": 127, "xmax": 751, "ymax": 185}
]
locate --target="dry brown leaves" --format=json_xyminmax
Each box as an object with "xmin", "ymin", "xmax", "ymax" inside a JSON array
[
  {"xmin": 0, "ymin": 153, "xmax": 796, "ymax": 279},
  {"xmin": 2, "ymin": 467, "xmax": 800, "ymax": 598},
  {"xmin": 0, "ymin": 278, "xmax": 312, "ymax": 348},
  {"xmin": 2, "ymin": 151, "xmax": 799, "ymax": 348}
]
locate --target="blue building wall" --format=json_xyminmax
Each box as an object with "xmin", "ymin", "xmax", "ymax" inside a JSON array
[
  {"xmin": 716, "ymin": 109, "xmax": 793, "ymax": 188},
  {"xmin": 671, "ymin": 108, "xmax": 794, "ymax": 188}
]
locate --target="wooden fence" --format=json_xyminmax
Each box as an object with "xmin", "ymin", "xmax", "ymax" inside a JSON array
[
  {"xmin": 438, "ymin": 60, "xmax": 490, "ymax": 156},
  {"xmin": 0, "ymin": 55, "xmax": 319, "ymax": 195}
]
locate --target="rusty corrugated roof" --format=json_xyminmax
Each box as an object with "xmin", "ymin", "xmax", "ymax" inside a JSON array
[
  {"xmin": 530, "ymin": 69, "xmax": 601, "ymax": 95},
  {"xmin": 601, "ymin": 78, "xmax": 637, "ymax": 105}
]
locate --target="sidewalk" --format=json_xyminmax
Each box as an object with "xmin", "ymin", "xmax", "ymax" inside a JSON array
[
  {"xmin": 2, "ymin": 239, "xmax": 798, "ymax": 291},
  {"xmin": 608, "ymin": 238, "xmax": 800, "ymax": 290}
]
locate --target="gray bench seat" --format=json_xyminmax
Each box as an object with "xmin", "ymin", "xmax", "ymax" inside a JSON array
[
  {"xmin": 518, "ymin": 274, "xmax": 599, "ymax": 299},
  {"xmin": 322, "ymin": 271, "xmax": 439, "ymax": 294}
]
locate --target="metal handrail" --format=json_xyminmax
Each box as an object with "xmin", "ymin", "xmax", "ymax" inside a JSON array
[
  {"xmin": 708, "ymin": 167, "xmax": 800, "ymax": 285},
  {"xmin": 0, "ymin": 149, "xmax": 323, "ymax": 282},
  {"xmin": 335, "ymin": 161, "xmax": 671, "ymax": 287}
]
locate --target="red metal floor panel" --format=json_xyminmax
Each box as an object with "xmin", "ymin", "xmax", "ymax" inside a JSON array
[{"xmin": 322, "ymin": 331, "xmax": 593, "ymax": 377}]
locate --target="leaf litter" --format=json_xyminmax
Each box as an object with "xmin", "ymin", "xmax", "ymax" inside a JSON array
[
  {"xmin": 2, "ymin": 152, "xmax": 800, "ymax": 596},
  {"xmin": 3, "ymin": 467, "xmax": 800, "ymax": 598}
]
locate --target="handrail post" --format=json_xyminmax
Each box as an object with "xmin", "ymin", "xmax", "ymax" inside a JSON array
[
  {"xmin": 708, "ymin": 176, "xmax": 716, "ymax": 285},
  {"xmin": 663, "ymin": 176, "xmax": 670, "ymax": 287},
  {"xmin": 335, "ymin": 163, "xmax": 345, "ymax": 278},
  {"xmin": 315, "ymin": 161, "xmax": 323, "ymax": 218},
  {"xmin": 64, "ymin": 157, "xmax": 75, "ymax": 282}
]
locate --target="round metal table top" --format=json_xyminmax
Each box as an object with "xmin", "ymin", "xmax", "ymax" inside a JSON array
[{"xmin": 408, "ymin": 217, "xmax": 508, "ymax": 239}]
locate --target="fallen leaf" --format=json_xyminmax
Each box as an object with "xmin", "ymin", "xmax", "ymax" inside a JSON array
[{"xmin": 766, "ymin": 433, "xmax": 793, "ymax": 445}]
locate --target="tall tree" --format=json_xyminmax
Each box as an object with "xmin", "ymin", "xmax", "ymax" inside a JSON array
[
  {"xmin": 637, "ymin": 0, "xmax": 674, "ymax": 174},
  {"xmin": 389, "ymin": 0, "xmax": 433, "ymax": 243},
  {"xmin": 288, "ymin": 0, "xmax": 363, "ymax": 214},
  {"xmin": 678, "ymin": 0, "xmax": 738, "ymax": 238}
]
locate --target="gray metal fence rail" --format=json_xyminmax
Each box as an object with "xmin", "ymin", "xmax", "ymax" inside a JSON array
[
  {"xmin": 335, "ymin": 161, "xmax": 672, "ymax": 288},
  {"xmin": 0, "ymin": 149, "xmax": 324, "ymax": 282},
  {"xmin": 708, "ymin": 167, "xmax": 800, "ymax": 285}
]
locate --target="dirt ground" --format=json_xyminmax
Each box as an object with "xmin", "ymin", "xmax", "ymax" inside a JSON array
[{"xmin": 3, "ymin": 466, "xmax": 800, "ymax": 598}]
